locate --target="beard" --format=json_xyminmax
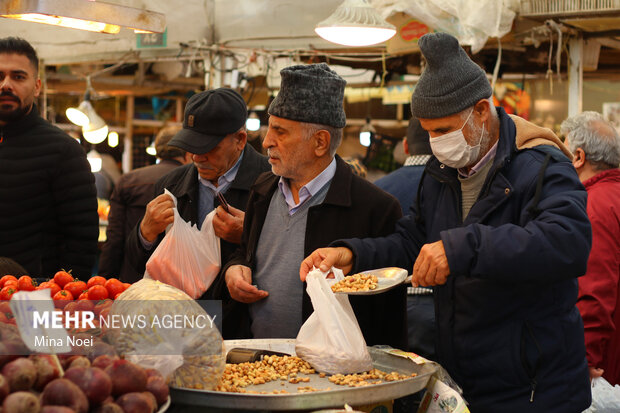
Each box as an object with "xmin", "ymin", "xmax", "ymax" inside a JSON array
[{"xmin": 0, "ymin": 92, "xmax": 31, "ymax": 122}]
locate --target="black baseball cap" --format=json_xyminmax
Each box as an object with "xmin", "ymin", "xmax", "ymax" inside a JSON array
[{"xmin": 168, "ymin": 88, "xmax": 248, "ymax": 154}]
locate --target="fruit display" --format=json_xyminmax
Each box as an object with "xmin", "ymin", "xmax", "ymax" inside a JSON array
[
  {"xmin": 106, "ymin": 279, "xmax": 224, "ymax": 391},
  {"xmin": 0, "ymin": 351, "xmax": 169, "ymax": 413}
]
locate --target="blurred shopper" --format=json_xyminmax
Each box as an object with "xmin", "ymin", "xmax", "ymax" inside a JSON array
[
  {"xmin": 374, "ymin": 117, "xmax": 435, "ymax": 360},
  {"xmin": 125, "ymin": 88, "xmax": 271, "ymax": 289},
  {"xmin": 222, "ymin": 63, "xmax": 407, "ymax": 347},
  {"xmin": 0, "ymin": 37, "xmax": 98, "ymax": 278},
  {"xmin": 99, "ymin": 125, "xmax": 191, "ymax": 281},
  {"xmin": 561, "ymin": 111, "xmax": 620, "ymax": 385},
  {"xmin": 301, "ymin": 33, "xmax": 592, "ymax": 412}
]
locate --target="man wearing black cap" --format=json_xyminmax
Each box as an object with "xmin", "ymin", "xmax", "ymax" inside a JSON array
[
  {"xmin": 124, "ymin": 88, "xmax": 270, "ymax": 291},
  {"xmin": 301, "ymin": 33, "xmax": 592, "ymax": 412},
  {"xmin": 221, "ymin": 63, "xmax": 407, "ymax": 348}
]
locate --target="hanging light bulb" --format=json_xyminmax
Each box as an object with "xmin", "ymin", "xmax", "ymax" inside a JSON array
[
  {"xmin": 146, "ymin": 140, "xmax": 157, "ymax": 156},
  {"xmin": 315, "ymin": 0, "xmax": 396, "ymax": 47},
  {"xmin": 246, "ymin": 112, "xmax": 260, "ymax": 132},
  {"xmin": 359, "ymin": 118, "xmax": 375, "ymax": 147},
  {"xmin": 87, "ymin": 149, "xmax": 102, "ymax": 173},
  {"xmin": 108, "ymin": 131, "xmax": 119, "ymax": 148},
  {"xmin": 66, "ymin": 100, "xmax": 94, "ymax": 126}
]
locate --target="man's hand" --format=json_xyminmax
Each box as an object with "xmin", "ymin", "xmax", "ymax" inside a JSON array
[
  {"xmin": 140, "ymin": 193, "xmax": 175, "ymax": 242},
  {"xmin": 300, "ymin": 247, "xmax": 353, "ymax": 281},
  {"xmin": 225, "ymin": 264, "xmax": 268, "ymax": 303},
  {"xmin": 589, "ymin": 367, "xmax": 604, "ymax": 381},
  {"xmin": 212, "ymin": 205, "xmax": 244, "ymax": 244},
  {"xmin": 412, "ymin": 240, "xmax": 450, "ymax": 287}
]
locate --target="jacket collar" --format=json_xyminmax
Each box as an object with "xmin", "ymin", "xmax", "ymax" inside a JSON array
[
  {"xmin": 252, "ymin": 154, "xmax": 353, "ymax": 206},
  {"xmin": 426, "ymin": 106, "xmax": 517, "ymax": 183},
  {"xmin": 583, "ymin": 168, "xmax": 620, "ymax": 189},
  {"xmin": 173, "ymin": 145, "xmax": 262, "ymax": 200},
  {"xmin": 1, "ymin": 104, "xmax": 42, "ymax": 137}
]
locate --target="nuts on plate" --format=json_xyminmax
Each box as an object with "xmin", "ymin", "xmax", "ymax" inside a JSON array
[{"xmin": 331, "ymin": 274, "xmax": 378, "ymax": 293}]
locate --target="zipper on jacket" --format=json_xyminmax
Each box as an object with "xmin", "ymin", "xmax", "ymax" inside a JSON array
[{"xmin": 521, "ymin": 321, "xmax": 542, "ymax": 403}]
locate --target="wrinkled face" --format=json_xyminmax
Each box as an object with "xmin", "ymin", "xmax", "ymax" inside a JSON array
[
  {"xmin": 263, "ymin": 116, "xmax": 316, "ymax": 180},
  {"xmin": 192, "ymin": 132, "xmax": 246, "ymax": 183},
  {"xmin": 0, "ymin": 53, "xmax": 41, "ymax": 124}
]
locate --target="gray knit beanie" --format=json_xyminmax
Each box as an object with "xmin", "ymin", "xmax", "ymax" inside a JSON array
[
  {"xmin": 411, "ymin": 32, "xmax": 492, "ymax": 119},
  {"xmin": 269, "ymin": 63, "xmax": 346, "ymax": 128}
]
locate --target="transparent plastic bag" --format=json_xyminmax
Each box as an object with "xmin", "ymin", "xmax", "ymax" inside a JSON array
[
  {"xmin": 145, "ymin": 189, "xmax": 220, "ymax": 299},
  {"xmin": 374, "ymin": 0, "xmax": 518, "ymax": 53},
  {"xmin": 583, "ymin": 377, "xmax": 620, "ymax": 413},
  {"xmin": 106, "ymin": 279, "xmax": 225, "ymax": 389},
  {"xmin": 295, "ymin": 267, "xmax": 373, "ymax": 375}
]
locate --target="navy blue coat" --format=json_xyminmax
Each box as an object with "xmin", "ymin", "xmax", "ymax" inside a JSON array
[{"xmin": 339, "ymin": 108, "xmax": 592, "ymax": 412}]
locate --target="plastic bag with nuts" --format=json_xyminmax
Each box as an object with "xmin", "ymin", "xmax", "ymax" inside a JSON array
[
  {"xmin": 295, "ymin": 267, "xmax": 373, "ymax": 375},
  {"xmin": 105, "ymin": 279, "xmax": 225, "ymax": 390}
]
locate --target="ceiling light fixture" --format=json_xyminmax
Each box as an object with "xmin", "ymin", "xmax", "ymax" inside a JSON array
[
  {"xmin": 66, "ymin": 77, "xmax": 109, "ymax": 144},
  {"xmin": 359, "ymin": 118, "xmax": 375, "ymax": 147},
  {"xmin": 107, "ymin": 131, "xmax": 119, "ymax": 148},
  {"xmin": 0, "ymin": 0, "xmax": 165, "ymax": 34},
  {"xmin": 315, "ymin": 0, "xmax": 396, "ymax": 47},
  {"xmin": 246, "ymin": 112, "xmax": 260, "ymax": 132}
]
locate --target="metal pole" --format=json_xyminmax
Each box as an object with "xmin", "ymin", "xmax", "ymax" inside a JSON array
[
  {"xmin": 568, "ymin": 35, "xmax": 583, "ymax": 117},
  {"xmin": 122, "ymin": 95, "xmax": 134, "ymax": 173}
]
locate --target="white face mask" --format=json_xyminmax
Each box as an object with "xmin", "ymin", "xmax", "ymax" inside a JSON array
[{"xmin": 430, "ymin": 109, "xmax": 484, "ymax": 169}]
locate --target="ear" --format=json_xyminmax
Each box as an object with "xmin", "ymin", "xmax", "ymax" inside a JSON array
[
  {"xmin": 34, "ymin": 78, "xmax": 41, "ymax": 98},
  {"xmin": 473, "ymin": 98, "xmax": 491, "ymax": 124},
  {"xmin": 572, "ymin": 147, "xmax": 586, "ymax": 169},
  {"xmin": 402, "ymin": 137, "xmax": 410, "ymax": 155},
  {"xmin": 313, "ymin": 129, "xmax": 331, "ymax": 157},
  {"xmin": 235, "ymin": 130, "xmax": 248, "ymax": 150}
]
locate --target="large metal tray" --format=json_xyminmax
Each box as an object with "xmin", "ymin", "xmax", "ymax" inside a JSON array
[{"xmin": 170, "ymin": 339, "xmax": 436, "ymax": 411}]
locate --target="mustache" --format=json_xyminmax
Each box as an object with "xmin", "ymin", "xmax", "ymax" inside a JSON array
[
  {"xmin": 0, "ymin": 92, "xmax": 19, "ymax": 101},
  {"xmin": 267, "ymin": 149, "xmax": 279, "ymax": 158}
]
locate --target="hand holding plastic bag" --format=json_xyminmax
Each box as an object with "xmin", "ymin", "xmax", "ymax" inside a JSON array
[
  {"xmin": 295, "ymin": 267, "xmax": 373, "ymax": 375},
  {"xmin": 583, "ymin": 377, "xmax": 620, "ymax": 413},
  {"xmin": 145, "ymin": 189, "xmax": 221, "ymax": 299}
]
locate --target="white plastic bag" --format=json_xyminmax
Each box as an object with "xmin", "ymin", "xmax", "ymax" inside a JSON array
[
  {"xmin": 582, "ymin": 377, "xmax": 620, "ymax": 413},
  {"xmin": 145, "ymin": 189, "xmax": 221, "ymax": 299},
  {"xmin": 295, "ymin": 267, "xmax": 373, "ymax": 375}
]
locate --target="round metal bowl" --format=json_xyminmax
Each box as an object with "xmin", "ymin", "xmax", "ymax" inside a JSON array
[{"xmin": 170, "ymin": 339, "xmax": 436, "ymax": 411}]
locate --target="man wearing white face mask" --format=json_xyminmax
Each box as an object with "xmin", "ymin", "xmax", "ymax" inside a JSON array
[{"xmin": 301, "ymin": 32, "xmax": 592, "ymax": 412}]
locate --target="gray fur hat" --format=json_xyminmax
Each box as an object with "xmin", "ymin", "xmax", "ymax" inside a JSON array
[
  {"xmin": 268, "ymin": 63, "xmax": 346, "ymax": 128},
  {"xmin": 411, "ymin": 32, "xmax": 492, "ymax": 119}
]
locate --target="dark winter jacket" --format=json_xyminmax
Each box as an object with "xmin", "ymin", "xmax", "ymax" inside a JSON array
[
  {"xmin": 339, "ymin": 108, "xmax": 592, "ymax": 412},
  {"xmin": 220, "ymin": 155, "xmax": 408, "ymax": 347},
  {"xmin": 99, "ymin": 159, "xmax": 184, "ymax": 281},
  {"xmin": 124, "ymin": 145, "xmax": 270, "ymax": 283},
  {"xmin": 0, "ymin": 106, "xmax": 98, "ymax": 278}
]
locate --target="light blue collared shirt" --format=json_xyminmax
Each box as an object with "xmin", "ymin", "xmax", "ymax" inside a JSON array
[
  {"xmin": 196, "ymin": 151, "xmax": 244, "ymax": 228},
  {"xmin": 277, "ymin": 158, "xmax": 337, "ymax": 215},
  {"xmin": 458, "ymin": 141, "xmax": 498, "ymax": 178}
]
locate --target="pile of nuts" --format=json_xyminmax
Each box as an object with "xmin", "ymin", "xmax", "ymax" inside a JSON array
[
  {"xmin": 328, "ymin": 369, "xmax": 416, "ymax": 387},
  {"xmin": 331, "ymin": 273, "xmax": 378, "ymax": 293},
  {"xmin": 215, "ymin": 355, "xmax": 315, "ymax": 393},
  {"xmin": 215, "ymin": 355, "xmax": 415, "ymax": 394}
]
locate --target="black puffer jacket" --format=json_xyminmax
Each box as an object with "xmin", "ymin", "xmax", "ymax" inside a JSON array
[{"xmin": 0, "ymin": 106, "xmax": 98, "ymax": 278}]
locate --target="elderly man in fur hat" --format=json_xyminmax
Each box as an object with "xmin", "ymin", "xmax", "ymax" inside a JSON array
[
  {"xmin": 222, "ymin": 63, "xmax": 407, "ymax": 349},
  {"xmin": 301, "ymin": 33, "xmax": 592, "ymax": 412}
]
